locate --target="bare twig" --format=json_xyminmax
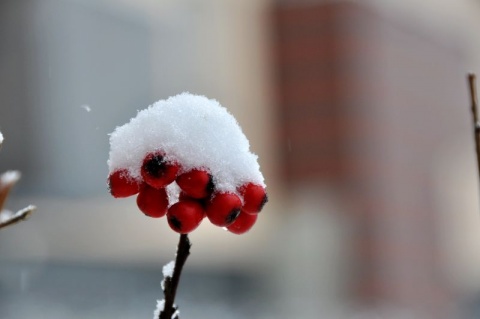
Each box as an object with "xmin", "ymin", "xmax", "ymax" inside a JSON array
[
  {"xmin": 160, "ymin": 234, "xmax": 191, "ymax": 319},
  {"xmin": 468, "ymin": 73, "xmax": 480, "ymax": 183}
]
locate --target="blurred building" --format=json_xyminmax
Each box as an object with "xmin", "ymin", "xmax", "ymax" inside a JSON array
[
  {"xmin": 274, "ymin": 2, "xmax": 466, "ymax": 318},
  {"xmin": 1, "ymin": 0, "xmax": 480, "ymax": 318}
]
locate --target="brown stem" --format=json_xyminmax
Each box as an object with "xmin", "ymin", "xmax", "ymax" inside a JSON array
[
  {"xmin": 468, "ymin": 73, "xmax": 480, "ymax": 183},
  {"xmin": 160, "ymin": 234, "xmax": 191, "ymax": 319}
]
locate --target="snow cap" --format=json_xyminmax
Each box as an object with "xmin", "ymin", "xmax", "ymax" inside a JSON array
[{"xmin": 108, "ymin": 93, "xmax": 265, "ymax": 194}]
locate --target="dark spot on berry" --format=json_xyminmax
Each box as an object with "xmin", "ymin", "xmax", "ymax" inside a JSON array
[
  {"xmin": 144, "ymin": 155, "xmax": 167, "ymax": 177},
  {"xmin": 258, "ymin": 194, "xmax": 268, "ymax": 212},
  {"xmin": 206, "ymin": 174, "xmax": 215, "ymax": 194},
  {"xmin": 225, "ymin": 208, "xmax": 241, "ymax": 225},
  {"xmin": 169, "ymin": 216, "xmax": 182, "ymax": 230}
]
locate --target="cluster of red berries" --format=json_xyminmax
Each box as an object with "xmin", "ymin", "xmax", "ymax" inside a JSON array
[{"xmin": 108, "ymin": 151, "xmax": 267, "ymax": 235}]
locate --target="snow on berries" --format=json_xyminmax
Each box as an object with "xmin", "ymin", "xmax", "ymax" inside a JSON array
[
  {"xmin": 176, "ymin": 169, "xmax": 213, "ymax": 199},
  {"xmin": 141, "ymin": 152, "xmax": 180, "ymax": 189},
  {"xmin": 107, "ymin": 93, "xmax": 267, "ymax": 234},
  {"xmin": 239, "ymin": 183, "xmax": 268, "ymax": 214}
]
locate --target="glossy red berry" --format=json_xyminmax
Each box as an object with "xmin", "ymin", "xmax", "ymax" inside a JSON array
[
  {"xmin": 178, "ymin": 191, "xmax": 207, "ymax": 207},
  {"xmin": 176, "ymin": 169, "xmax": 214, "ymax": 199},
  {"xmin": 141, "ymin": 152, "xmax": 180, "ymax": 189},
  {"xmin": 227, "ymin": 211, "xmax": 258, "ymax": 235},
  {"xmin": 240, "ymin": 183, "xmax": 268, "ymax": 214},
  {"xmin": 108, "ymin": 169, "xmax": 140, "ymax": 198},
  {"xmin": 167, "ymin": 200, "xmax": 205, "ymax": 234},
  {"xmin": 136, "ymin": 184, "xmax": 169, "ymax": 218},
  {"xmin": 206, "ymin": 192, "xmax": 242, "ymax": 227}
]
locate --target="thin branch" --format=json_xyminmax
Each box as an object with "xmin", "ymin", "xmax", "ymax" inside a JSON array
[
  {"xmin": 160, "ymin": 234, "xmax": 191, "ymax": 319},
  {"xmin": 0, "ymin": 171, "xmax": 21, "ymax": 212},
  {"xmin": 468, "ymin": 73, "xmax": 480, "ymax": 183},
  {"xmin": 0, "ymin": 205, "xmax": 36, "ymax": 229}
]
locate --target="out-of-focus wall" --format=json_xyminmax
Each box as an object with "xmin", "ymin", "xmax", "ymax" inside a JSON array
[
  {"xmin": 369, "ymin": 0, "xmax": 480, "ymax": 305},
  {"xmin": 273, "ymin": 0, "xmax": 480, "ymax": 318}
]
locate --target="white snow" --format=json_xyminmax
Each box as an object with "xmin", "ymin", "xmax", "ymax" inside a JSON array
[
  {"xmin": 166, "ymin": 183, "xmax": 181, "ymax": 206},
  {"xmin": 0, "ymin": 205, "xmax": 36, "ymax": 224},
  {"xmin": 153, "ymin": 300, "xmax": 179, "ymax": 319},
  {"xmin": 153, "ymin": 299, "xmax": 165, "ymax": 319},
  {"xmin": 0, "ymin": 170, "xmax": 21, "ymax": 186},
  {"xmin": 172, "ymin": 308, "xmax": 180, "ymax": 318},
  {"xmin": 108, "ymin": 93, "xmax": 265, "ymax": 195},
  {"xmin": 161, "ymin": 260, "xmax": 175, "ymax": 290},
  {"xmin": 17, "ymin": 205, "xmax": 36, "ymax": 215},
  {"xmin": 162, "ymin": 260, "xmax": 175, "ymax": 278},
  {"xmin": 0, "ymin": 210, "xmax": 13, "ymax": 223}
]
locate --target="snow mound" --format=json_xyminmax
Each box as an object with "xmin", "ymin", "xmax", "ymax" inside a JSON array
[{"xmin": 108, "ymin": 93, "xmax": 265, "ymax": 194}]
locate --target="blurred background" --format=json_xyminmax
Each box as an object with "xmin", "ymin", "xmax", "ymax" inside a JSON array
[{"xmin": 1, "ymin": 0, "xmax": 480, "ymax": 318}]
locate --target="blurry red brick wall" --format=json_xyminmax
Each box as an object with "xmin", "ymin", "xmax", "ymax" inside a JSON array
[{"xmin": 274, "ymin": 1, "xmax": 466, "ymax": 317}]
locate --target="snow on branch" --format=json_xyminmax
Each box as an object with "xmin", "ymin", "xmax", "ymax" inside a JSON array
[{"xmin": 0, "ymin": 133, "xmax": 36, "ymax": 230}]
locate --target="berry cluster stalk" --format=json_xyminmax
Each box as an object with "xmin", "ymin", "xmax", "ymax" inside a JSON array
[{"xmin": 159, "ymin": 234, "xmax": 191, "ymax": 319}]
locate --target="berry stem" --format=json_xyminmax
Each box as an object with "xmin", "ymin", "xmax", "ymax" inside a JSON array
[{"xmin": 159, "ymin": 234, "xmax": 191, "ymax": 319}]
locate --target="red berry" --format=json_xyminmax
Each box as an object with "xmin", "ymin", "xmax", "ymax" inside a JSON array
[
  {"xmin": 176, "ymin": 169, "xmax": 214, "ymax": 199},
  {"xmin": 227, "ymin": 211, "xmax": 258, "ymax": 235},
  {"xmin": 178, "ymin": 191, "xmax": 191, "ymax": 202},
  {"xmin": 136, "ymin": 184, "xmax": 169, "ymax": 218},
  {"xmin": 108, "ymin": 169, "xmax": 140, "ymax": 198},
  {"xmin": 141, "ymin": 152, "xmax": 180, "ymax": 189},
  {"xmin": 240, "ymin": 183, "xmax": 268, "ymax": 214},
  {"xmin": 178, "ymin": 191, "xmax": 208, "ymax": 207},
  {"xmin": 206, "ymin": 192, "xmax": 242, "ymax": 227},
  {"xmin": 167, "ymin": 200, "xmax": 205, "ymax": 234}
]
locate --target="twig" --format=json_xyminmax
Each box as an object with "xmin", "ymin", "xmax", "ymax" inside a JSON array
[
  {"xmin": 468, "ymin": 73, "xmax": 480, "ymax": 183},
  {"xmin": 0, "ymin": 171, "xmax": 21, "ymax": 212},
  {"xmin": 0, "ymin": 205, "xmax": 36, "ymax": 229},
  {"xmin": 0, "ymin": 169, "xmax": 36, "ymax": 230},
  {"xmin": 160, "ymin": 234, "xmax": 191, "ymax": 319}
]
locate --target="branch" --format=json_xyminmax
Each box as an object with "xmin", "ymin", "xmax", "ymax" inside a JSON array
[
  {"xmin": 0, "ymin": 170, "xmax": 36, "ymax": 230},
  {"xmin": 468, "ymin": 73, "xmax": 480, "ymax": 184},
  {"xmin": 0, "ymin": 171, "xmax": 21, "ymax": 212},
  {"xmin": 159, "ymin": 234, "xmax": 191, "ymax": 319},
  {"xmin": 0, "ymin": 205, "xmax": 36, "ymax": 229}
]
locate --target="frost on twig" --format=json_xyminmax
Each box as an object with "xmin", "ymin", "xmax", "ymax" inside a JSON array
[
  {"xmin": 153, "ymin": 299, "xmax": 180, "ymax": 319},
  {"xmin": 0, "ymin": 171, "xmax": 36, "ymax": 229},
  {"xmin": 0, "ymin": 135, "xmax": 36, "ymax": 230},
  {"xmin": 0, "ymin": 205, "xmax": 36, "ymax": 229},
  {"xmin": 157, "ymin": 234, "xmax": 191, "ymax": 319},
  {"xmin": 153, "ymin": 299, "xmax": 165, "ymax": 319}
]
